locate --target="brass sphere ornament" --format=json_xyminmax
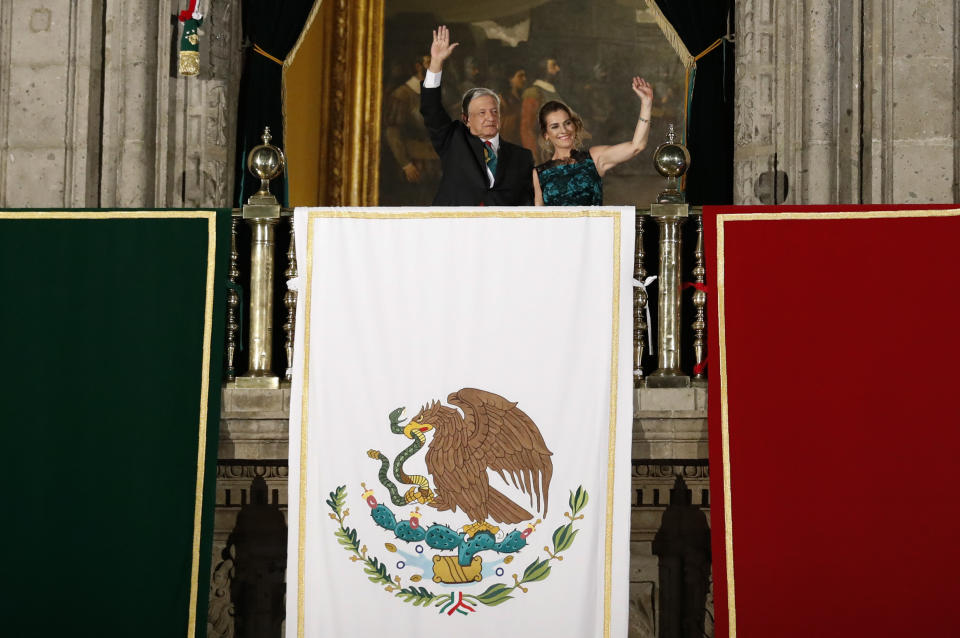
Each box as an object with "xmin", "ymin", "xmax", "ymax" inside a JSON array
[
  {"xmin": 246, "ymin": 127, "xmax": 286, "ymax": 199},
  {"xmin": 653, "ymin": 123, "xmax": 691, "ymax": 203}
]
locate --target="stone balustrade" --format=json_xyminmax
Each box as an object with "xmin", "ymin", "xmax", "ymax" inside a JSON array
[
  {"xmin": 222, "ymin": 205, "xmax": 708, "ymax": 390},
  {"xmin": 634, "ymin": 206, "xmax": 708, "ymax": 388}
]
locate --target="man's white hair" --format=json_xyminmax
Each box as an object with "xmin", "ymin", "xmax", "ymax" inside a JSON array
[{"xmin": 461, "ymin": 87, "xmax": 501, "ymax": 116}]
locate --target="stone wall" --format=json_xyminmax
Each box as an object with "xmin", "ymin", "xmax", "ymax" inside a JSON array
[
  {"xmin": 735, "ymin": 0, "xmax": 960, "ymax": 205},
  {"xmin": 210, "ymin": 387, "xmax": 293, "ymax": 638},
  {"xmin": 0, "ymin": 1, "xmax": 100, "ymax": 206},
  {"xmin": 5, "ymin": 2, "xmax": 955, "ymax": 208},
  {"xmin": 0, "ymin": 0, "xmax": 241, "ymax": 209},
  {"xmin": 631, "ymin": 387, "xmax": 711, "ymax": 638}
]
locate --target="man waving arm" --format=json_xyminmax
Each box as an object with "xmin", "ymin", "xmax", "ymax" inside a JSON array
[{"xmin": 419, "ymin": 26, "xmax": 460, "ymax": 154}]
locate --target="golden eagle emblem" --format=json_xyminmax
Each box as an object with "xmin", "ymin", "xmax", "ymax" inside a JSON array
[{"xmin": 413, "ymin": 388, "xmax": 553, "ymax": 527}]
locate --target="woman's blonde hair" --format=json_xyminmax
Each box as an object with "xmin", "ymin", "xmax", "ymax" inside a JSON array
[{"xmin": 537, "ymin": 100, "xmax": 585, "ymax": 155}]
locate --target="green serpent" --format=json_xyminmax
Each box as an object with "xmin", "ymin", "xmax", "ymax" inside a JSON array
[{"xmin": 367, "ymin": 407, "xmax": 435, "ymax": 507}]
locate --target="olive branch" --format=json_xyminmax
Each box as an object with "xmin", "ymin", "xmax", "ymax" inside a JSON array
[
  {"xmin": 473, "ymin": 486, "xmax": 589, "ymax": 607},
  {"xmin": 325, "ymin": 485, "xmax": 588, "ymax": 612}
]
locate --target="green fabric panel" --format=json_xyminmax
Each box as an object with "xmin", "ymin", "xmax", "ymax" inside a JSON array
[{"xmin": 0, "ymin": 210, "xmax": 230, "ymax": 637}]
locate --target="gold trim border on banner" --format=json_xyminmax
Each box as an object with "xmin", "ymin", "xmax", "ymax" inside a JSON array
[
  {"xmin": 715, "ymin": 207, "xmax": 960, "ymax": 638},
  {"xmin": 603, "ymin": 210, "xmax": 622, "ymax": 638},
  {"xmin": 296, "ymin": 211, "xmax": 317, "ymax": 638},
  {"xmin": 296, "ymin": 208, "xmax": 626, "ymax": 637},
  {"xmin": 0, "ymin": 209, "xmax": 217, "ymax": 638}
]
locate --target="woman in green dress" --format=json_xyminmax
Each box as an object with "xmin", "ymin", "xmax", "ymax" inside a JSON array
[{"xmin": 533, "ymin": 76, "xmax": 654, "ymax": 206}]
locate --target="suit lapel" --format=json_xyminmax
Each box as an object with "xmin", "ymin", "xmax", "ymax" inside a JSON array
[{"xmin": 493, "ymin": 142, "xmax": 508, "ymax": 185}]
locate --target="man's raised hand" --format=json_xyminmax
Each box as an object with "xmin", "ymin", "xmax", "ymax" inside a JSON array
[{"xmin": 429, "ymin": 25, "xmax": 459, "ymax": 72}]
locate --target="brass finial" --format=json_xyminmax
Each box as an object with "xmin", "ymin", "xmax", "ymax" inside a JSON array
[
  {"xmin": 653, "ymin": 123, "xmax": 691, "ymax": 204},
  {"xmin": 246, "ymin": 126, "xmax": 286, "ymax": 202}
]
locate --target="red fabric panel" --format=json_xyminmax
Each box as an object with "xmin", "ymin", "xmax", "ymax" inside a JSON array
[{"xmin": 705, "ymin": 205, "xmax": 960, "ymax": 638}]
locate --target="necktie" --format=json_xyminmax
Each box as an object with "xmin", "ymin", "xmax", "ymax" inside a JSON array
[{"xmin": 483, "ymin": 140, "xmax": 498, "ymax": 177}]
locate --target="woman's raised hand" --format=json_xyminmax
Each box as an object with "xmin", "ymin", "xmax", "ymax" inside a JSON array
[
  {"xmin": 430, "ymin": 25, "xmax": 459, "ymax": 67},
  {"xmin": 632, "ymin": 77, "xmax": 654, "ymax": 107}
]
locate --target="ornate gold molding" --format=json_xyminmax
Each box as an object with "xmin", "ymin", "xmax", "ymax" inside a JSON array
[
  {"xmin": 329, "ymin": 0, "xmax": 348, "ymax": 204},
  {"xmin": 344, "ymin": 0, "xmax": 384, "ymax": 205},
  {"xmin": 286, "ymin": 0, "xmax": 384, "ymax": 206}
]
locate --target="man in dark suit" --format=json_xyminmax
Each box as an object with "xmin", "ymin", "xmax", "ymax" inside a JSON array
[{"xmin": 419, "ymin": 26, "xmax": 534, "ymax": 206}]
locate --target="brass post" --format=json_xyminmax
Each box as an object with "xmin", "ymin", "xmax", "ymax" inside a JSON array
[
  {"xmin": 634, "ymin": 212, "xmax": 649, "ymax": 386},
  {"xmin": 647, "ymin": 203, "xmax": 690, "ymax": 388},
  {"xmin": 283, "ymin": 217, "xmax": 298, "ymax": 382},
  {"xmin": 235, "ymin": 127, "xmax": 285, "ymax": 389},
  {"xmin": 691, "ymin": 210, "xmax": 707, "ymax": 385},
  {"xmin": 242, "ymin": 217, "xmax": 279, "ymax": 387},
  {"xmin": 224, "ymin": 215, "xmax": 241, "ymax": 381},
  {"xmin": 647, "ymin": 123, "xmax": 692, "ymax": 388}
]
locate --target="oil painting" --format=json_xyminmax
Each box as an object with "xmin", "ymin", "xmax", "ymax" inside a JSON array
[{"xmin": 379, "ymin": 0, "xmax": 686, "ymax": 207}]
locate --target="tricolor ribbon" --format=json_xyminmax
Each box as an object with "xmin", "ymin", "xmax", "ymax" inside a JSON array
[
  {"xmin": 178, "ymin": 0, "xmax": 198, "ymax": 22},
  {"xmin": 179, "ymin": 0, "xmax": 204, "ymax": 21}
]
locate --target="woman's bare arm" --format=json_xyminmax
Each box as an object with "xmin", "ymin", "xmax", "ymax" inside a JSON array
[{"xmin": 590, "ymin": 77, "xmax": 654, "ymax": 177}]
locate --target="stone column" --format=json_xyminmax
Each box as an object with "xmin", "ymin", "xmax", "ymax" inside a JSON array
[
  {"xmin": 799, "ymin": 1, "xmax": 863, "ymax": 204},
  {"xmin": 956, "ymin": 0, "xmax": 960, "ymax": 204},
  {"xmin": 735, "ymin": 0, "xmax": 856, "ymax": 205},
  {"xmin": 862, "ymin": 0, "xmax": 959, "ymax": 204},
  {"xmin": 733, "ymin": 0, "xmax": 783, "ymax": 205},
  {"xmin": 800, "ymin": 1, "xmax": 839, "ymax": 204},
  {"xmin": 736, "ymin": 0, "xmax": 960, "ymax": 205},
  {"xmin": 0, "ymin": 1, "xmax": 103, "ymax": 207},
  {"xmin": 0, "ymin": 1, "xmax": 241, "ymax": 209},
  {"xmin": 156, "ymin": 0, "xmax": 243, "ymax": 208},
  {"xmin": 101, "ymin": 1, "xmax": 242, "ymax": 208},
  {"xmin": 99, "ymin": 1, "xmax": 161, "ymax": 207}
]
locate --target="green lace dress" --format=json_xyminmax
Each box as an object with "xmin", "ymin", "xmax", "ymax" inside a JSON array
[{"xmin": 536, "ymin": 149, "xmax": 603, "ymax": 206}]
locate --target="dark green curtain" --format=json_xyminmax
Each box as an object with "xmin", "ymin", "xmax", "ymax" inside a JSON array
[
  {"xmin": 0, "ymin": 210, "xmax": 230, "ymax": 637},
  {"xmin": 234, "ymin": 0, "xmax": 318, "ymax": 207},
  {"xmin": 655, "ymin": 0, "xmax": 735, "ymax": 205}
]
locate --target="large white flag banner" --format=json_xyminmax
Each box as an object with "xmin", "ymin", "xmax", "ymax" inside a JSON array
[{"xmin": 287, "ymin": 207, "xmax": 635, "ymax": 638}]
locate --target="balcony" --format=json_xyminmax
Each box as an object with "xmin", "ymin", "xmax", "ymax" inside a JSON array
[{"xmin": 211, "ymin": 192, "xmax": 712, "ymax": 636}]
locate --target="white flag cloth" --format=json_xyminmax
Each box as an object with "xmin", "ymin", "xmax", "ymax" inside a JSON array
[{"xmin": 287, "ymin": 207, "xmax": 635, "ymax": 638}]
